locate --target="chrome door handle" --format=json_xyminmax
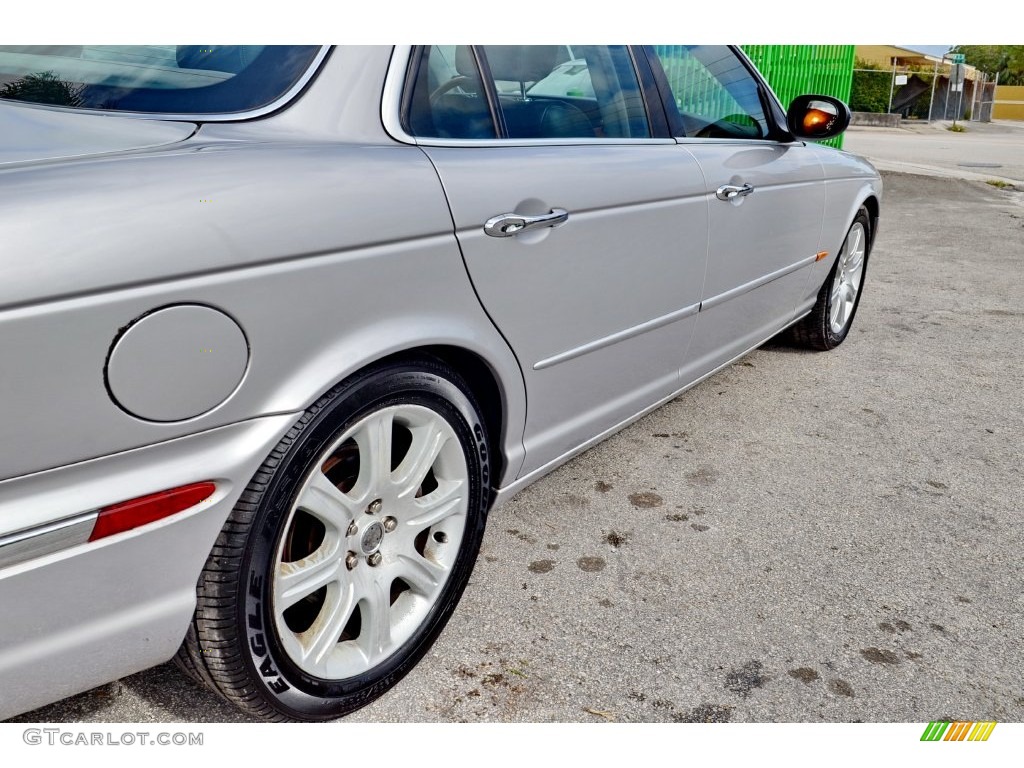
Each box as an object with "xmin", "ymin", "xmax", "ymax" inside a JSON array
[
  {"xmin": 716, "ymin": 183, "xmax": 754, "ymax": 201},
  {"xmin": 483, "ymin": 208, "xmax": 569, "ymax": 238}
]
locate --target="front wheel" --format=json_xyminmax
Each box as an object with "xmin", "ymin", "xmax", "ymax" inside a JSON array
[
  {"xmin": 789, "ymin": 206, "xmax": 871, "ymax": 350},
  {"xmin": 175, "ymin": 357, "xmax": 491, "ymax": 721}
]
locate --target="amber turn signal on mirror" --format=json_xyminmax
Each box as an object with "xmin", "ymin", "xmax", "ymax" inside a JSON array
[
  {"xmin": 787, "ymin": 94, "xmax": 851, "ymax": 141},
  {"xmin": 804, "ymin": 109, "xmax": 834, "ymax": 133}
]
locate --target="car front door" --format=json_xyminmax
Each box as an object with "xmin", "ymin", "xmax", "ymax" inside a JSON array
[
  {"xmin": 399, "ymin": 45, "xmax": 710, "ymax": 478},
  {"xmin": 647, "ymin": 45, "xmax": 826, "ymax": 382}
]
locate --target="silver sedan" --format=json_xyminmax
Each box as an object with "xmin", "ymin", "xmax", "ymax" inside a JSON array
[{"xmin": 0, "ymin": 45, "xmax": 880, "ymax": 721}]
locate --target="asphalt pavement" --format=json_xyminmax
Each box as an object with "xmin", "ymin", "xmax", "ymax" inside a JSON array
[
  {"xmin": 8, "ymin": 169, "xmax": 1024, "ymax": 724},
  {"xmin": 845, "ymin": 119, "xmax": 1024, "ymax": 185}
]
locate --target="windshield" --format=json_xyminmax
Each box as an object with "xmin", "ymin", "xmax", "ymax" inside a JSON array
[{"xmin": 0, "ymin": 46, "xmax": 323, "ymax": 115}]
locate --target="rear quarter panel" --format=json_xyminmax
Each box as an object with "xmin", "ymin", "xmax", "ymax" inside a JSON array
[{"xmin": 0, "ymin": 140, "xmax": 525, "ymax": 494}]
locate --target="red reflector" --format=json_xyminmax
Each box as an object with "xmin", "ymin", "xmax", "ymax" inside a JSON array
[{"xmin": 89, "ymin": 482, "xmax": 216, "ymax": 542}]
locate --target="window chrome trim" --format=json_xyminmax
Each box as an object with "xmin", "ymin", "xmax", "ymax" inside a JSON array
[
  {"xmin": 381, "ymin": 45, "xmax": 415, "ymax": 142},
  {"xmin": 675, "ymin": 137, "xmax": 807, "ymax": 147},
  {"xmin": 0, "ymin": 512, "xmax": 97, "ymax": 571},
  {"xmin": 408, "ymin": 136, "xmax": 678, "ymax": 148},
  {"xmin": 381, "ymin": 45, "xmax": 677, "ymax": 148},
  {"xmin": 0, "ymin": 46, "xmax": 332, "ymax": 123}
]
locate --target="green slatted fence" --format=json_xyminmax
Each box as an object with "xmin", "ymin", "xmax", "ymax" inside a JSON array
[
  {"xmin": 742, "ymin": 45, "xmax": 855, "ymax": 148},
  {"xmin": 655, "ymin": 47, "xmax": 748, "ymax": 128}
]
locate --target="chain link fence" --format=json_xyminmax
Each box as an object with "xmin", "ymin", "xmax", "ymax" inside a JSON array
[{"xmin": 851, "ymin": 65, "xmax": 998, "ymax": 123}]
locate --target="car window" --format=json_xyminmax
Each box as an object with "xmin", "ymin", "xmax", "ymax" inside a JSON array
[
  {"xmin": 482, "ymin": 45, "xmax": 649, "ymax": 139},
  {"xmin": 405, "ymin": 46, "xmax": 497, "ymax": 140},
  {"xmin": 0, "ymin": 45, "xmax": 321, "ymax": 115},
  {"xmin": 650, "ymin": 45, "xmax": 769, "ymax": 140},
  {"xmin": 405, "ymin": 46, "xmax": 649, "ymax": 140}
]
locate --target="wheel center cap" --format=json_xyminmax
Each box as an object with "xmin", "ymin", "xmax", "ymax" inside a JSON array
[{"xmin": 360, "ymin": 521, "xmax": 385, "ymax": 555}]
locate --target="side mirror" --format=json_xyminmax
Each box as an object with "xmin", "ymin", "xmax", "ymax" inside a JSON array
[{"xmin": 787, "ymin": 95, "xmax": 851, "ymax": 141}]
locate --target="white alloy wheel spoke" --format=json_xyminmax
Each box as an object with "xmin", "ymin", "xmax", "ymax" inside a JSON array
[
  {"xmin": 844, "ymin": 285, "xmax": 857, "ymax": 322},
  {"xmin": 275, "ymin": 546, "xmax": 342, "ymax": 613},
  {"xmin": 841, "ymin": 282, "xmax": 854, "ymax": 307},
  {"xmin": 844, "ymin": 225, "xmax": 866, "ymax": 283},
  {"xmin": 359, "ymin": 578, "xmax": 392, "ymax": 664},
  {"xmin": 830, "ymin": 282, "xmax": 844, "ymax": 327},
  {"xmin": 394, "ymin": 421, "xmax": 448, "ymax": 500},
  {"xmin": 845, "ymin": 250, "xmax": 863, "ymax": 276},
  {"xmin": 830, "ymin": 279, "xmax": 843, "ymax": 306},
  {"xmin": 298, "ymin": 471, "xmax": 360, "ymax": 532},
  {"xmin": 394, "ymin": 552, "xmax": 447, "ymax": 598},
  {"xmin": 354, "ymin": 410, "xmax": 395, "ymax": 497},
  {"xmin": 304, "ymin": 582, "xmax": 357, "ymax": 668},
  {"xmin": 848, "ymin": 226, "xmax": 863, "ymax": 257},
  {"xmin": 406, "ymin": 478, "xmax": 466, "ymax": 531}
]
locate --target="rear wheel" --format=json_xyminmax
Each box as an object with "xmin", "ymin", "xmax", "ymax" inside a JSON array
[
  {"xmin": 789, "ymin": 206, "xmax": 871, "ymax": 350},
  {"xmin": 175, "ymin": 357, "xmax": 491, "ymax": 721}
]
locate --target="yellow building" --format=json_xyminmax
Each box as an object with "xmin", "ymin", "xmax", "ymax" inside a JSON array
[
  {"xmin": 994, "ymin": 85, "xmax": 1024, "ymax": 120},
  {"xmin": 855, "ymin": 45, "xmax": 978, "ymax": 82}
]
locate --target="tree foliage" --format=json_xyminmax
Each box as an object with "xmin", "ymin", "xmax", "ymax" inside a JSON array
[{"xmin": 951, "ymin": 45, "xmax": 1024, "ymax": 85}]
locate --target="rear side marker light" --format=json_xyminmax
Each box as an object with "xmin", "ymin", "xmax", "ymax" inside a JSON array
[{"xmin": 88, "ymin": 482, "xmax": 217, "ymax": 542}]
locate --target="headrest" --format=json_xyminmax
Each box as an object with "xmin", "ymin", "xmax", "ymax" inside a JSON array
[
  {"xmin": 454, "ymin": 46, "xmax": 478, "ymax": 77},
  {"xmin": 482, "ymin": 46, "xmax": 560, "ymax": 83},
  {"xmin": 455, "ymin": 46, "xmax": 560, "ymax": 83}
]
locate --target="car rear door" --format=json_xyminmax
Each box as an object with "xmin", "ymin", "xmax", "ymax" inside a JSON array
[
  {"xmin": 396, "ymin": 45, "xmax": 710, "ymax": 478},
  {"xmin": 645, "ymin": 46, "xmax": 826, "ymax": 382}
]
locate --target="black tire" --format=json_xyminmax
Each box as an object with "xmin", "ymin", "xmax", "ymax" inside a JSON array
[
  {"xmin": 788, "ymin": 206, "xmax": 872, "ymax": 351},
  {"xmin": 174, "ymin": 356, "xmax": 491, "ymax": 721}
]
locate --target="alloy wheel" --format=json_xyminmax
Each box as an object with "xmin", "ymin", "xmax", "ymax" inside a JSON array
[
  {"xmin": 828, "ymin": 221, "xmax": 867, "ymax": 335},
  {"xmin": 271, "ymin": 404, "xmax": 468, "ymax": 680}
]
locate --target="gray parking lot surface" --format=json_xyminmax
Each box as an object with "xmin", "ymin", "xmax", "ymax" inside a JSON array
[
  {"xmin": 8, "ymin": 172, "xmax": 1024, "ymax": 724},
  {"xmin": 845, "ymin": 120, "xmax": 1024, "ymax": 185}
]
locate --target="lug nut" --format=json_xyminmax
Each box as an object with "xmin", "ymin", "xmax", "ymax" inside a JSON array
[
  {"xmin": 367, "ymin": 499, "xmax": 383, "ymax": 515},
  {"xmin": 346, "ymin": 520, "xmax": 358, "ymax": 538},
  {"xmin": 367, "ymin": 552, "xmax": 382, "ymax": 567},
  {"xmin": 345, "ymin": 551, "xmax": 359, "ymax": 570},
  {"xmin": 382, "ymin": 516, "xmax": 397, "ymax": 533}
]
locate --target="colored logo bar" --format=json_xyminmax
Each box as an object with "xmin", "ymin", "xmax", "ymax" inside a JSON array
[{"xmin": 921, "ymin": 721, "xmax": 997, "ymax": 741}]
